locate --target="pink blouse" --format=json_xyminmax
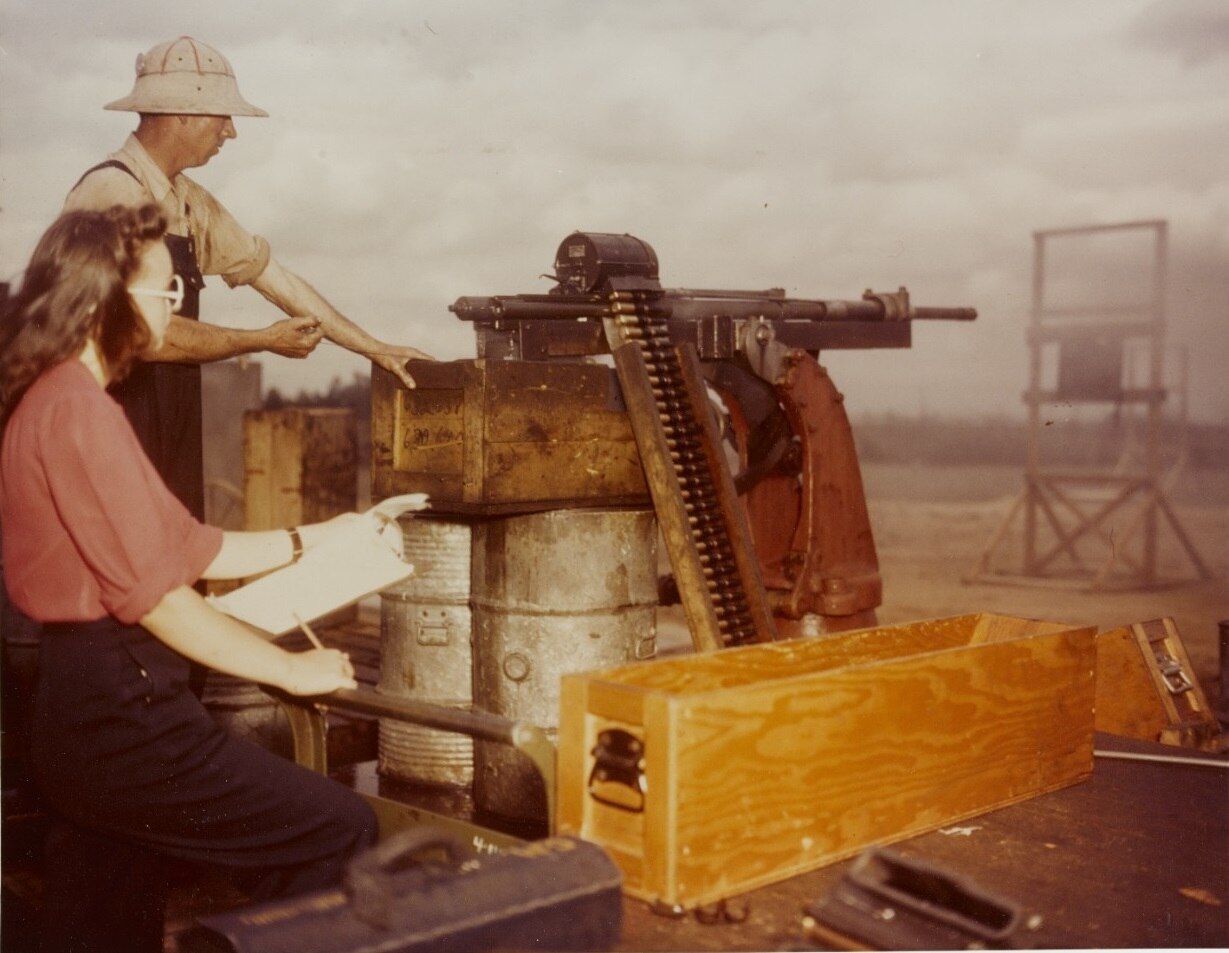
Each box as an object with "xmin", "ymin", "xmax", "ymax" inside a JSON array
[{"xmin": 0, "ymin": 360, "xmax": 222, "ymax": 624}]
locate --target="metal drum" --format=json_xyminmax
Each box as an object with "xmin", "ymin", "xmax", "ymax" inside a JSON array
[
  {"xmin": 377, "ymin": 516, "xmax": 474, "ymax": 786},
  {"xmin": 201, "ymin": 672, "xmax": 292, "ymax": 758},
  {"xmin": 471, "ymin": 508, "xmax": 658, "ymax": 821}
]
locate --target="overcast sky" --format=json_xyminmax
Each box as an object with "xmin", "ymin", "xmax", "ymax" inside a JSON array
[{"xmin": 2, "ymin": 0, "xmax": 1227, "ymax": 423}]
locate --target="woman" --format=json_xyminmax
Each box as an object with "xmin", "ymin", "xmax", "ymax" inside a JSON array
[{"xmin": 0, "ymin": 204, "xmax": 379, "ymax": 953}]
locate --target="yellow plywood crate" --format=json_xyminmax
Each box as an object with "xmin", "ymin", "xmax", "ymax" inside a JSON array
[{"xmin": 557, "ymin": 613, "xmax": 1097, "ymax": 909}]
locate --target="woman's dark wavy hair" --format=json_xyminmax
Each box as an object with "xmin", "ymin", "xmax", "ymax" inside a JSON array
[{"xmin": 0, "ymin": 203, "xmax": 167, "ymax": 426}]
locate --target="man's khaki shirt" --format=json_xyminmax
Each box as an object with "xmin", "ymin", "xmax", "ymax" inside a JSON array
[{"xmin": 64, "ymin": 134, "xmax": 271, "ymax": 289}]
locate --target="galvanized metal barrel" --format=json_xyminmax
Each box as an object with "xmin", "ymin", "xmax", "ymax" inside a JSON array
[
  {"xmin": 377, "ymin": 516, "xmax": 474, "ymax": 786},
  {"xmin": 471, "ymin": 508, "xmax": 658, "ymax": 820}
]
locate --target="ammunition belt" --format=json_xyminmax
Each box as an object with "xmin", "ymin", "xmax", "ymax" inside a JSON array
[{"xmin": 605, "ymin": 291, "xmax": 768, "ymax": 648}]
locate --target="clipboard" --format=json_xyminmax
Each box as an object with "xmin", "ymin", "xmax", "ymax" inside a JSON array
[{"xmin": 209, "ymin": 494, "xmax": 429, "ymax": 636}]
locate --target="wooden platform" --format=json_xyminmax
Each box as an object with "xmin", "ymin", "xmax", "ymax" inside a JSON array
[
  {"xmin": 309, "ymin": 615, "xmax": 1227, "ymax": 949},
  {"xmin": 4, "ymin": 614, "xmax": 1225, "ymax": 951}
]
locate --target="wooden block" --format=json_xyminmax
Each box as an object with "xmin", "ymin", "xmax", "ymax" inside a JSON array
[
  {"xmin": 557, "ymin": 613, "xmax": 1097, "ymax": 909},
  {"xmin": 1094, "ymin": 617, "xmax": 1220, "ymax": 749},
  {"xmin": 370, "ymin": 360, "xmax": 649, "ymax": 513},
  {"xmin": 244, "ymin": 408, "xmax": 357, "ymax": 528},
  {"xmin": 243, "ymin": 408, "xmax": 358, "ymax": 622}
]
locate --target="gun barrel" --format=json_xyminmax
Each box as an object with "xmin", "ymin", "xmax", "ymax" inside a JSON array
[
  {"xmin": 450, "ymin": 294, "xmax": 977, "ymax": 324},
  {"xmin": 451, "ymin": 295, "xmax": 609, "ymax": 322},
  {"xmin": 913, "ymin": 306, "xmax": 978, "ymax": 321}
]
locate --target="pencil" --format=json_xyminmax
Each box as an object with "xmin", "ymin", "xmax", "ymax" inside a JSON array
[{"xmin": 292, "ymin": 612, "xmax": 326, "ymax": 651}]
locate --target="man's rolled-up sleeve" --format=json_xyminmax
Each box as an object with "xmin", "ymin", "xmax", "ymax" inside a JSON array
[{"xmin": 186, "ymin": 180, "xmax": 272, "ymax": 288}]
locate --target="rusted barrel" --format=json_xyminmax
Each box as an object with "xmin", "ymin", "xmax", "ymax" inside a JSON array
[
  {"xmin": 471, "ymin": 508, "xmax": 658, "ymax": 821},
  {"xmin": 201, "ymin": 672, "xmax": 292, "ymax": 758},
  {"xmin": 377, "ymin": 516, "xmax": 474, "ymax": 786}
]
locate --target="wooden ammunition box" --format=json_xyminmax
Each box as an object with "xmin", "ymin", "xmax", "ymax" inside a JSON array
[
  {"xmin": 557, "ymin": 613, "xmax": 1097, "ymax": 909},
  {"xmin": 371, "ymin": 360, "xmax": 649, "ymax": 514},
  {"xmin": 1094, "ymin": 617, "xmax": 1220, "ymax": 748}
]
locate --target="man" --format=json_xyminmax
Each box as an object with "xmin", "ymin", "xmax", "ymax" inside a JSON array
[{"xmin": 65, "ymin": 36, "xmax": 432, "ymax": 518}]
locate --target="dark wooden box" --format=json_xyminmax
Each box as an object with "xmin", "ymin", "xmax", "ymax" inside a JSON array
[{"xmin": 371, "ymin": 360, "xmax": 649, "ymax": 514}]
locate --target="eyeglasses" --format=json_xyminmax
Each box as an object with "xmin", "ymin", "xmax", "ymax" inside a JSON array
[{"xmin": 128, "ymin": 274, "xmax": 185, "ymax": 315}]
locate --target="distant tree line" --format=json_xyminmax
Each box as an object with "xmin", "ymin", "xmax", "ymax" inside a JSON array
[
  {"xmin": 264, "ymin": 373, "xmax": 371, "ymax": 416},
  {"xmin": 852, "ymin": 413, "xmax": 1227, "ymax": 470},
  {"xmin": 264, "ymin": 373, "xmax": 373, "ymax": 460},
  {"xmin": 261, "ymin": 372, "xmax": 1226, "ymax": 471}
]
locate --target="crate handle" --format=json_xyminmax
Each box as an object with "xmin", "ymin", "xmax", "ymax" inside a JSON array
[{"xmin": 587, "ymin": 728, "xmax": 646, "ymax": 813}]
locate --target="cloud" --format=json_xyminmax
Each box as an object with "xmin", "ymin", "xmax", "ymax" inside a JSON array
[
  {"xmin": 2, "ymin": 0, "xmax": 1226, "ymax": 421},
  {"xmin": 1020, "ymin": 97, "xmax": 1229, "ymax": 190},
  {"xmin": 1128, "ymin": 0, "xmax": 1229, "ymax": 66}
]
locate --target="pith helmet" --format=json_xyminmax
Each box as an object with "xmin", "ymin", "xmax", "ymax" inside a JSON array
[{"xmin": 104, "ymin": 36, "xmax": 268, "ymax": 117}]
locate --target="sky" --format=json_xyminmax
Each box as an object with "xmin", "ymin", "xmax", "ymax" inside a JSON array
[{"xmin": 2, "ymin": 0, "xmax": 1227, "ymax": 423}]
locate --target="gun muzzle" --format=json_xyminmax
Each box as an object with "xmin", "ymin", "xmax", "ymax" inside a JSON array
[{"xmin": 913, "ymin": 306, "xmax": 978, "ymax": 321}]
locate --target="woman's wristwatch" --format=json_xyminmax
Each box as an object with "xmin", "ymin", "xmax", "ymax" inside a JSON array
[{"xmin": 287, "ymin": 526, "xmax": 304, "ymax": 563}]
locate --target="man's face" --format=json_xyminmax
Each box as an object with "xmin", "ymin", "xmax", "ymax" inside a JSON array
[{"xmin": 177, "ymin": 114, "xmax": 237, "ymax": 168}]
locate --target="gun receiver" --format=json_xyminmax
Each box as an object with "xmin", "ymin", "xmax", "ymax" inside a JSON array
[{"xmin": 439, "ymin": 231, "xmax": 978, "ymax": 643}]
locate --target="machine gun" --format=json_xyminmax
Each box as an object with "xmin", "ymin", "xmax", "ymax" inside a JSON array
[{"xmin": 446, "ymin": 232, "xmax": 976, "ymax": 649}]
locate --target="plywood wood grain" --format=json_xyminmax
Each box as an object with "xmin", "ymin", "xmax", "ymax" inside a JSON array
[{"xmin": 557, "ymin": 613, "xmax": 1098, "ymax": 908}]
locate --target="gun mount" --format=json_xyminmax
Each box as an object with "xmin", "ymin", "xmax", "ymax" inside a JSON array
[{"xmin": 374, "ymin": 231, "xmax": 976, "ymax": 648}]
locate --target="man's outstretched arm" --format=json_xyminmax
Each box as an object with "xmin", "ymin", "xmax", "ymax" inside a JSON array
[
  {"xmin": 151, "ymin": 313, "xmax": 324, "ymax": 363},
  {"xmin": 250, "ymin": 259, "xmax": 434, "ymax": 389}
]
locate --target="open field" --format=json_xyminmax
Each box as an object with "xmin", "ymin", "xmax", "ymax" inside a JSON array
[{"xmin": 865, "ymin": 462, "xmax": 1227, "ymax": 702}]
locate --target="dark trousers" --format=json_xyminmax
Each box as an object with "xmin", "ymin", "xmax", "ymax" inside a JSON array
[
  {"xmin": 38, "ymin": 823, "xmax": 173, "ymax": 953},
  {"xmin": 31, "ymin": 619, "xmax": 379, "ymax": 953}
]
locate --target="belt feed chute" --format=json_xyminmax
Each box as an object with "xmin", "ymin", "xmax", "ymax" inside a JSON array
[{"xmin": 604, "ymin": 289, "xmax": 776, "ymax": 651}]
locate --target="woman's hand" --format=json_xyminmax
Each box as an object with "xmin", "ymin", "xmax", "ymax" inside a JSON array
[
  {"xmin": 142, "ymin": 587, "xmax": 359, "ymax": 693},
  {"xmin": 280, "ymin": 647, "xmax": 358, "ymax": 696},
  {"xmin": 297, "ymin": 512, "xmax": 365, "ymax": 551}
]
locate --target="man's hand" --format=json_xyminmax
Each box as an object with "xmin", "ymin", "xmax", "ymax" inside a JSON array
[
  {"xmin": 251, "ymin": 259, "xmax": 434, "ymax": 383},
  {"xmin": 263, "ymin": 316, "xmax": 325, "ymax": 359},
  {"xmin": 370, "ymin": 345, "xmax": 436, "ymax": 389}
]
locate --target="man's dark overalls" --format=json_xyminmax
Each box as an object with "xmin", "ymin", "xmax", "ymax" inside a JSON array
[{"xmin": 76, "ymin": 160, "xmax": 209, "ymax": 520}]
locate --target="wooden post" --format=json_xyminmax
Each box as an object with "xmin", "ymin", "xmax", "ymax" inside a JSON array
[
  {"xmin": 244, "ymin": 408, "xmax": 358, "ymax": 529},
  {"xmin": 243, "ymin": 408, "xmax": 358, "ymax": 621}
]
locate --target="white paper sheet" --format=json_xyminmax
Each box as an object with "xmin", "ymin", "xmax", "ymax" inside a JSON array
[{"xmin": 208, "ymin": 494, "xmax": 429, "ymax": 636}]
